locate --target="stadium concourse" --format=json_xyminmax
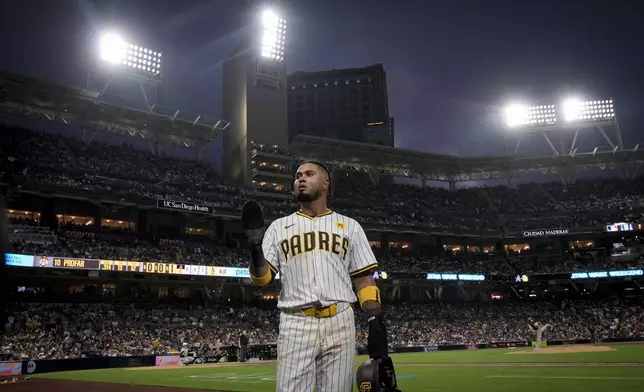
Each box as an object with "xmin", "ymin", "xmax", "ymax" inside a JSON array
[{"xmin": 0, "ymin": 124, "xmax": 643, "ymax": 362}]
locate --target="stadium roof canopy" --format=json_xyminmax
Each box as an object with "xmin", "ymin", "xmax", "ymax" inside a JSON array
[
  {"xmin": 290, "ymin": 135, "xmax": 644, "ymax": 182},
  {"xmin": 0, "ymin": 70, "xmax": 230, "ymax": 149}
]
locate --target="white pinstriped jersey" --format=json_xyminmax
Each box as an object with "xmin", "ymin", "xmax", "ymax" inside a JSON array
[{"xmin": 262, "ymin": 210, "xmax": 378, "ymax": 309}]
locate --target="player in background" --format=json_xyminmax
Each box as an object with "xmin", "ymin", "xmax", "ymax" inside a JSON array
[
  {"xmin": 530, "ymin": 321, "xmax": 552, "ymax": 350},
  {"xmin": 242, "ymin": 161, "xmax": 401, "ymax": 392},
  {"xmin": 239, "ymin": 331, "xmax": 249, "ymax": 362},
  {"xmin": 180, "ymin": 342, "xmax": 189, "ymax": 358},
  {"xmin": 179, "ymin": 342, "xmax": 195, "ymax": 366}
]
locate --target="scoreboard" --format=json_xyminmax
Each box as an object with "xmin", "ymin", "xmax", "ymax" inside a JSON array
[
  {"xmin": 100, "ymin": 260, "xmax": 144, "ymax": 272},
  {"xmin": 605, "ymin": 222, "xmax": 643, "ymax": 232},
  {"xmin": 52, "ymin": 257, "xmax": 100, "ymax": 270}
]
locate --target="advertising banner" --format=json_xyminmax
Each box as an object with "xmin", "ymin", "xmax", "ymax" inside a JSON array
[
  {"xmin": 5, "ymin": 252, "xmax": 640, "ymax": 283},
  {"xmin": 426, "ymin": 273, "xmax": 485, "ymax": 281},
  {"xmin": 0, "ymin": 362, "xmax": 22, "ymax": 377},
  {"xmin": 522, "ymin": 229, "xmax": 569, "ymax": 237},
  {"xmin": 5, "ymin": 254, "xmax": 280, "ymax": 280},
  {"xmin": 157, "ymin": 199, "xmax": 213, "ymax": 214},
  {"xmin": 155, "ymin": 355, "xmax": 181, "ymax": 367},
  {"xmin": 488, "ymin": 341, "xmax": 530, "ymax": 348},
  {"xmin": 571, "ymin": 269, "xmax": 643, "ymax": 279},
  {"xmin": 19, "ymin": 356, "xmax": 154, "ymax": 375}
]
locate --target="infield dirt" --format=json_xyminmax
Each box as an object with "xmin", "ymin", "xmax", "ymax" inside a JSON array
[{"xmin": 505, "ymin": 345, "xmax": 616, "ymax": 355}]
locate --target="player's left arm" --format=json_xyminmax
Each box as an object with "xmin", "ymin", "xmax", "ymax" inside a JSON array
[
  {"xmin": 350, "ymin": 222, "xmax": 402, "ymax": 391},
  {"xmin": 348, "ymin": 221, "xmax": 387, "ymax": 358}
]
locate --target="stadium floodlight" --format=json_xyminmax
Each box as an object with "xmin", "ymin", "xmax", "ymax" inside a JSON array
[
  {"xmin": 501, "ymin": 95, "xmax": 622, "ymax": 157},
  {"xmin": 99, "ymin": 33, "xmax": 128, "ymax": 65},
  {"xmin": 561, "ymin": 99, "xmax": 615, "ymax": 123},
  {"xmin": 503, "ymin": 103, "xmax": 556, "ymax": 128},
  {"xmin": 561, "ymin": 98, "xmax": 584, "ymax": 122},
  {"xmin": 260, "ymin": 9, "xmax": 286, "ymax": 62},
  {"xmin": 504, "ymin": 104, "xmax": 529, "ymax": 128},
  {"xmin": 98, "ymin": 32, "xmax": 163, "ymax": 78}
]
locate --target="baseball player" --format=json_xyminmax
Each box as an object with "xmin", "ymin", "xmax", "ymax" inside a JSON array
[
  {"xmin": 180, "ymin": 342, "xmax": 196, "ymax": 365},
  {"xmin": 242, "ymin": 161, "xmax": 401, "ymax": 392},
  {"xmin": 530, "ymin": 321, "xmax": 552, "ymax": 350}
]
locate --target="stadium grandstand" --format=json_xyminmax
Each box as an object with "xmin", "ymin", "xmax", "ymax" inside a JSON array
[{"xmin": 1, "ymin": 69, "xmax": 643, "ymax": 362}]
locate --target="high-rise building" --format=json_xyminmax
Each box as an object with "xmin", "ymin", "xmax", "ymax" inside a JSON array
[{"xmin": 287, "ymin": 63, "xmax": 394, "ymax": 146}]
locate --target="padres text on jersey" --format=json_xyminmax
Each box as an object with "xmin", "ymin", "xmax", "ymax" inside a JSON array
[
  {"xmin": 262, "ymin": 210, "xmax": 378, "ymax": 309},
  {"xmin": 279, "ymin": 230, "xmax": 350, "ymax": 261}
]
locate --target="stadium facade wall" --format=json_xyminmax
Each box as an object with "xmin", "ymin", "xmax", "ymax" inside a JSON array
[{"xmin": 16, "ymin": 355, "xmax": 155, "ymax": 376}]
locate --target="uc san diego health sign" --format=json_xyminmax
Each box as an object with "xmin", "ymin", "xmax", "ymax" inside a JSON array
[
  {"xmin": 522, "ymin": 229, "xmax": 569, "ymax": 238},
  {"xmin": 157, "ymin": 199, "xmax": 213, "ymax": 214}
]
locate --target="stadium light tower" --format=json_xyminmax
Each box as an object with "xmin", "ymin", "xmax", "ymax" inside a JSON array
[
  {"xmin": 221, "ymin": 6, "xmax": 289, "ymax": 185},
  {"xmin": 98, "ymin": 33, "xmax": 163, "ymax": 80},
  {"xmin": 504, "ymin": 103, "xmax": 557, "ymax": 128},
  {"xmin": 501, "ymin": 96, "xmax": 624, "ymax": 158},
  {"xmin": 254, "ymin": 8, "xmax": 287, "ymax": 89},
  {"xmin": 561, "ymin": 98, "xmax": 615, "ymax": 124},
  {"xmin": 88, "ymin": 31, "xmax": 164, "ymax": 112},
  {"xmin": 260, "ymin": 10, "xmax": 286, "ymax": 62}
]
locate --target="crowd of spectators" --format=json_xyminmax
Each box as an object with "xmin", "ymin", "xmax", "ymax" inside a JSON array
[
  {"xmin": 2, "ymin": 126, "xmax": 644, "ymax": 234},
  {"xmin": 354, "ymin": 298, "xmax": 644, "ymax": 347},
  {"xmin": 2, "ymin": 127, "xmax": 643, "ymax": 361},
  {"xmin": 7, "ymin": 219, "xmax": 249, "ymax": 268},
  {"xmin": 60, "ymin": 228, "xmax": 242, "ymax": 267},
  {"xmin": 1, "ymin": 302, "xmax": 277, "ymax": 360},
  {"xmin": 4, "ymin": 126, "xmax": 644, "ymax": 273},
  {"xmin": 2, "ymin": 298, "xmax": 642, "ymax": 359}
]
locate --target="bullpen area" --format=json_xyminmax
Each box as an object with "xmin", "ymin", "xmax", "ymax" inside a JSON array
[{"xmin": 5, "ymin": 343, "xmax": 643, "ymax": 392}]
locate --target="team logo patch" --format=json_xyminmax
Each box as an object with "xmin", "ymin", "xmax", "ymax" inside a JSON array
[
  {"xmin": 335, "ymin": 221, "xmax": 346, "ymax": 230},
  {"xmin": 359, "ymin": 381, "xmax": 372, "ymax": 391}
]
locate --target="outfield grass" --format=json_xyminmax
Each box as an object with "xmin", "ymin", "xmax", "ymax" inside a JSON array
[{"xmin": 37, "ymin": 344, "xmax": 644, "ymax": 392}]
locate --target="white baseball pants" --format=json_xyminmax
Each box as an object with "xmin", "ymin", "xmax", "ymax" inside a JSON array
[
  {"xmin": 534, "ymin": 326, "xmax": 547, "ymax": 350},
  {"xmin": 276, "ymin": 304, "xmax": 355, "ymax": 392}
]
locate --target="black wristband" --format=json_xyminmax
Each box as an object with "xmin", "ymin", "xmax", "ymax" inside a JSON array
[{"xmin": 367, "ymin": 314, "xmax": 389, "ymax": 358}]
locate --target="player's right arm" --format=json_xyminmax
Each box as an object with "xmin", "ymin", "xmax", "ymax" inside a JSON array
[{"xmin": 248, "ymin": 221, "xmax": 279, "ymax": 287}]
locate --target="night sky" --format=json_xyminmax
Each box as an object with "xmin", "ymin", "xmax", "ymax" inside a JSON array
[{"xmin": 2, "ymin": 0, "xmax": 644, "ymax": 162}]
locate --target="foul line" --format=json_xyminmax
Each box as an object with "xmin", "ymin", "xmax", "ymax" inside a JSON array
[{"xmin": 487, "ymin": 375, "xmax": 644, "ymax": 380}]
